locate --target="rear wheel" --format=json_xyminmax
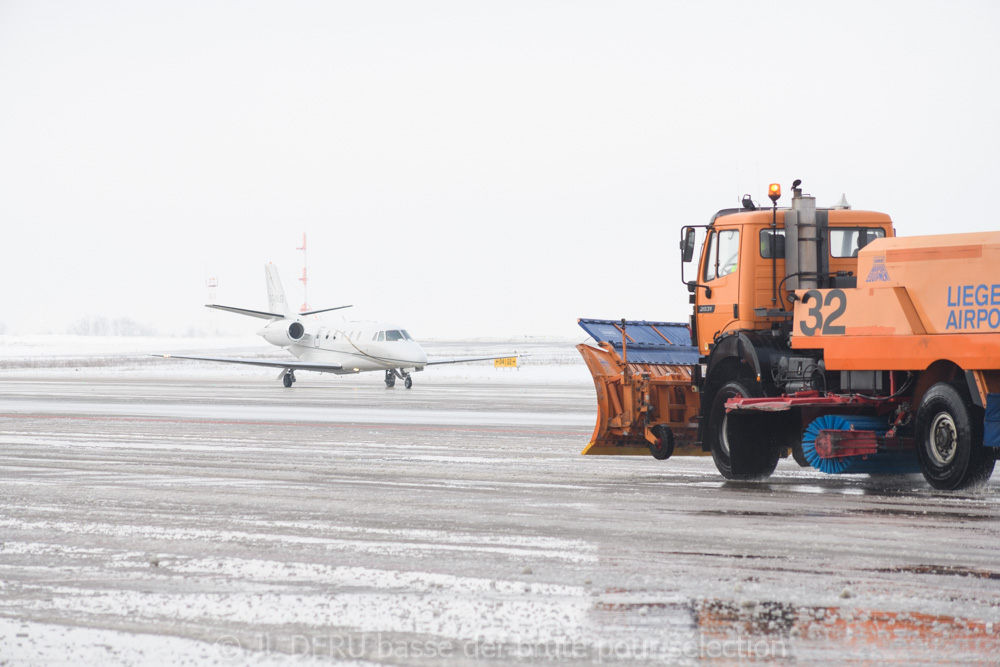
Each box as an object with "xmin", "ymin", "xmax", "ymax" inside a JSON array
[
  {"xmin": 707, "ymin": 379, "xmax": 780, "ymax": 480},
  {"xmin": 791, "ymin": 440, "xmax": 809, "ymax": 467},
  {"xmin": 916, "ymin": 381, "xmax": 995, "ymax": 490}
]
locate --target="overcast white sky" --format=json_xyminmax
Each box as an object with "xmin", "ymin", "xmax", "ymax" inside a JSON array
[{"xmin": 1, "ymin": 1, "xmax": 998, "ymax": 339}]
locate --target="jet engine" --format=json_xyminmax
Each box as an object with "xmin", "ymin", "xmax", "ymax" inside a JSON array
[{"xmin": 259, "ymin": 320, "xmax": 306, "ymax": 346}]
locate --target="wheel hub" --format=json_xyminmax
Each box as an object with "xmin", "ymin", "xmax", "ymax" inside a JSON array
[{"xmin": 929, "ymin": 412, "xmax": 957, "ymax": 466}]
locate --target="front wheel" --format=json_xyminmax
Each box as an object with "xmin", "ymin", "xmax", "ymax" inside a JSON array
[
  {"xmin": 649, "ymin": 425, "xmax": 675, "ymax": 460},
  {"xmin": 916, "ymin": 382, "xmax": 995, "ymax": 490},
  {"xmin": 707, "ymin": 379, "xmax": 779, "ymax": 480}
]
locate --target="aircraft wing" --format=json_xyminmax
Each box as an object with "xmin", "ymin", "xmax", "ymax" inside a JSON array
[
  {"xmin": 424, "ymin": 354, "xmax": 519, "ymax": 366},
  {"xmin": 152, "ymin": 354, "xmax": 343, "ymax": 372}
]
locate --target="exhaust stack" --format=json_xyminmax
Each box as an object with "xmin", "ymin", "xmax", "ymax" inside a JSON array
[{"xmin": 783, "ymin": 181, "xmax": 828, "ymax": 291}]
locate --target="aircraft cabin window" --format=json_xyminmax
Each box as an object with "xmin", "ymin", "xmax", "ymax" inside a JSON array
[{"xmin": 386, "ymin": 330, "xmax": 404, "ymax": 341}]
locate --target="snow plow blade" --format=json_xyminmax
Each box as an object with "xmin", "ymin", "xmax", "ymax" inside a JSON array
[{"xmin": 577, "ymin": 319, "xmax": 704, "ymax": 457}]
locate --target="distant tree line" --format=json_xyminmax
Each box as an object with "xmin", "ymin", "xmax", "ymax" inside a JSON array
[{"xmin": 69, "ymin": 316, "xmax": 157, "ymax": 337}]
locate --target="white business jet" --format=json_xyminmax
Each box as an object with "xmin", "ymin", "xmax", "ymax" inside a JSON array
[{"xmin": 159, "ymin": 264, "xmax": 514, "ymax": 389}]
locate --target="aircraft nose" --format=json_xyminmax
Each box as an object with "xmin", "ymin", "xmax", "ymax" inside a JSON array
[{"xmin": 413, "ymin": 343, "xmax": 428, "ymax": 365}]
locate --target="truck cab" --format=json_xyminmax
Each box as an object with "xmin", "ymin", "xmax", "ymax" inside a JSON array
[{"xmin": 689, "ymin": 207, "xmax": 895, "ymax": 356}]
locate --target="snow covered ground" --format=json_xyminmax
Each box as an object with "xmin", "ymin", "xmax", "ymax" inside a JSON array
[{"xmin": 1, "ymin": 337, "xmax": 998, "ymax": 664}]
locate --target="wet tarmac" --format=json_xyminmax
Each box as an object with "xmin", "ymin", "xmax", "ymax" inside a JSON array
[{"xmin": 1, "ymin": 373, "xmax": 998, "ymax": 664}]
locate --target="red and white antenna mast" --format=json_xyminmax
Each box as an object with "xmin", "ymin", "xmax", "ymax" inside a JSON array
[{"xmin": 297, "ymin": 233, "xmax": 309, "ymax": 312}]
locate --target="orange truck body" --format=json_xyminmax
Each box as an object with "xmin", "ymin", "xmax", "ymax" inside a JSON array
[
  {"xmin": 578, "ymin": 185, "xmax": 1000, "ymax": 489},
  {"xmin": 792, "ymin": 231, "xmax": 1000, "ymax": 375}
]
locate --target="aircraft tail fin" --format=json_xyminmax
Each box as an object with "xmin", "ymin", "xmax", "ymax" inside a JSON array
[{"xmin": 265, "ymin": 264, "xmax": 292, "ymax": 317}]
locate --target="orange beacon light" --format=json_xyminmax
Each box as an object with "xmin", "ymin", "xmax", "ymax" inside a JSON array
[{"xmin": 768, "ymin": 183, "xmax": 781, "ymax": 204}]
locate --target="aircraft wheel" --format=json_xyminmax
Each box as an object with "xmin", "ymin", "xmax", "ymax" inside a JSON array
[
  {"xmin": 916, "ymin": 381, "xmax": 994, "ymax": 490},
  {"xmin": 404, "ymin": 376, "xmax": 412, "ymax": 389},
  {"xmin": 282, "ymin": 373, "xmax": 293, "ymax": 388},
  {"xmin": 707, "ymin": 379, "xmax": 779, "ymax": 480},
  {"xmin": 384, "ymin": 370, "xmax": 395, "ymax": 388}
]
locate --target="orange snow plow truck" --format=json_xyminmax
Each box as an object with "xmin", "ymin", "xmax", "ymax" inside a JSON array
[{"xmin": 577, "ymin": 181, "xmax": 1000, "ymax": 490}]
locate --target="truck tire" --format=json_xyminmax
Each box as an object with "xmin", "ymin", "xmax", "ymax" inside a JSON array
[
  {"xmin": 648, "ymin": 424, "xmax": 675, "ymax": 460},
  {"xmin": 915, "ymin": 381, "xmax": 995, "ymax": 490},
  {"xmin": 707, "ymin": 379, "xmax": 780, "ymax": 480}
]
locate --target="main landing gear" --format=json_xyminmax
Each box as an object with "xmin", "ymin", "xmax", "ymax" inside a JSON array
[
  {"xmin": 281, "ymin": 370, "xmax": 296, "ymax": 388},
  {"xmin": 384, "ymin": 369, "xmax": 413, "ymax": 389}
]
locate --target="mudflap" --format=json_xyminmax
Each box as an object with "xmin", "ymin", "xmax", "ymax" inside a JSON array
[{"xmin": 986, "ymin": 394, "xmax": 1000, "ymax": 450}]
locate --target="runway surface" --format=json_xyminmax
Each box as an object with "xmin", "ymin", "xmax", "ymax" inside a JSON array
[{"xmin": 1, "ymin": 370, "xmax": 999, "ymax": 664}]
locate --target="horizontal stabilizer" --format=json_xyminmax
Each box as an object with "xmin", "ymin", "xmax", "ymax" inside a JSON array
[
  {"xmin": 206, "ymin": 305, "xmax": 286, "ymax": 320},
  {"xmin": 300, "ymin": 305, "xmax": 353, "ymax": 316},
  {"xmin": 152, "ymin": 354, "xmax": 343, "ymax": 373}
]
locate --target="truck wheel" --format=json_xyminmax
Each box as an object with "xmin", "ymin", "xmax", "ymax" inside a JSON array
[
  {"xmin": 707, "ymin": 379, "xmax": 779, "ymax": 480},
  {"xmin": 649, "ymin": 425, "xmax": 675, "ymax": 460},
  {"xmin": 791, "ymin": 440, "xmax": 810, "ymax": 467},
  {"xmin": 916, "ymin": 381, "xmax": 995, "ymax": 490}
]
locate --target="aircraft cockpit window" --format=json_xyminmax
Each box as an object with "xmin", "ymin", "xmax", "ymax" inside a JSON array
[
  {"xmin": 377, "ymin": 331, "xmax": 385, "ymax": 342},
  {"xmin": 386, "ymin": 330, "xmax": 404, "ymax": 341},
  {"xmin": 402, "ymin": 330, "xmax": 412, "ymax": 340}
]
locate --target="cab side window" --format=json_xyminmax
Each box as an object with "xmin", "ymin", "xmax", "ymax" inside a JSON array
[
  {"xmin": 830, "ymin": 227, "xmax": 886, "ymax": 257},
  {"xmin": 704, "ymin": 229, "xmax": 740, "ymax": 281},
  {"xmin": 759, "ymin": 229, "xmax": 785, "ymax": 258}
]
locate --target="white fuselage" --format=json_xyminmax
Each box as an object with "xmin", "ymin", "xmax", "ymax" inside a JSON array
[{"xmin": 259, "ymin": 318, "xmax": 428, "ymax": 374}]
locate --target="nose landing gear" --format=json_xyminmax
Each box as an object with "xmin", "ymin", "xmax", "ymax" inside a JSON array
[{"xmin": 385, "ymin": 369, "xmax": 413, "ymax": 389}]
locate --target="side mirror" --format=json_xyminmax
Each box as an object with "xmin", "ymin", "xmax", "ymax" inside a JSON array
[{"xmin": 681, "ymin": 228, "xmax": 696, "ymax": 263}]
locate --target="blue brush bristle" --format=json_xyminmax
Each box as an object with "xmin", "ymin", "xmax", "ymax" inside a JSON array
[{"xmin": 801, "ymin": 414, "xmax": 920, "ymax": 475}]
